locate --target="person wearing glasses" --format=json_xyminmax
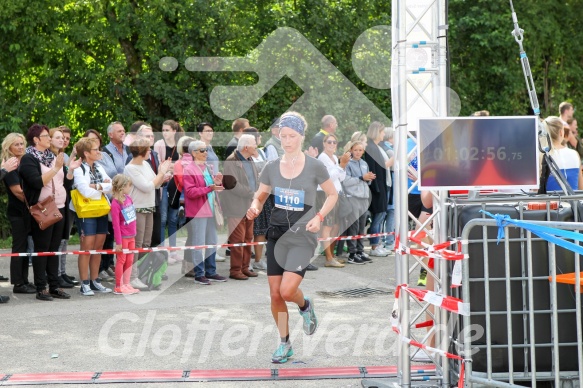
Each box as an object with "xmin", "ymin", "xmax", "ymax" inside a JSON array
[
  {"xmin": 124, "ymin": 139, "xmax": 172, "ymax": 290},
  {"xmin": 197, "ymin": 122, "xmax": 220, "ymax": 176},
  {"xmin": 195, "ymin": 123, "xmax": 227, "ymax": 262},
  {"xmin": 70, "ymin": 137, "xmax": 113, "ymax": 296},
  {"xmin": 183, "ymin": 140, "xmax": 228, "ymax": 286},
  {"xmin": 246, "ymin": 112, "xmax": 338, "ymax": 364},
  {"xmin": 81, "ymin": 129, "xmax": 119, "ymax": 283},
  {"xmin": 316, "ymin": 133, "xmax": 351, "ymax": 268},
  {"xmin": 20, "ymin": 125, "xmax": 83, "ymax": 301}
]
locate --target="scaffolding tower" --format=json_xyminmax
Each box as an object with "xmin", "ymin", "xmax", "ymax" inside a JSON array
[{"xmin": 391, "ymin": 0, "xmax": 450, "ymax": 386}]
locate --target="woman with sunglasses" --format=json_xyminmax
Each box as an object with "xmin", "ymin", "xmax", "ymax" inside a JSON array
[
  {"xmin": 183, "ymin": 141, "xmax": 227, "ymax": 285},
  {"xmin": 70, "ymin": 137, "xmax": 114, "ymax": 296},
  {"xmin": 246, "ymin": 112, "xmax": 338, "ymax": 364},
  {"xmin": 316, "ymin": 133, "xmax": 351, "ymax": 267}
]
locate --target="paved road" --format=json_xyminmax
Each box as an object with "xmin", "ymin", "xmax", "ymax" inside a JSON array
[{"xmin": 0, "ymin": 235, "xmax": 429, "ymax": 387}]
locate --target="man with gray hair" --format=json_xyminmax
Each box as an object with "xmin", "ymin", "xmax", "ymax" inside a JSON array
[
  {"xmin": 222, "ymin": 134, "xmax": 259, "ymax": 280},
  {"xmin": 103, "ymin": 121, "xmax": 130, "ymax": 175},
  {"xmin": 310, "ymin": 115, "xmax": 338, "ymax": 155}
]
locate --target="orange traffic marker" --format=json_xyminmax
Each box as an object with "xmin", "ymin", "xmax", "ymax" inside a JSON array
[{"xmin": 549, "ymin": 272, "xmax": 583, "ymax": 293}]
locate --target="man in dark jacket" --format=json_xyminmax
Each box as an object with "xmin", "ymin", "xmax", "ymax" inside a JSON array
[{"xmin": 222, "ymin": 134, "xmax": 259, "ymax": 280}]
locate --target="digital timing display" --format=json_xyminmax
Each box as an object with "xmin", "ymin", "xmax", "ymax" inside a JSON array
[{"xmin": 418, "ymin": 117, "xmax": 539, "ymax": 190}]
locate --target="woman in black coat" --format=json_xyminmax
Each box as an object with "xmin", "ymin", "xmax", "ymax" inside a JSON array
[
  {"xmin": 0, "ymin": 155, "xmax": 20, "ymax": 304},
  {"xmin": 19, "ymin": 124, "xmax": 82, "ymax": 301},
  {"xmin": 364, "ymin": 122, "xmax": 392, "ymax": 257}
]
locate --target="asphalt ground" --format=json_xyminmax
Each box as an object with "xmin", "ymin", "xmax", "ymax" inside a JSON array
[{"xmin": 0, "ymin": 234, "xmax": 429, "ymax": 387}]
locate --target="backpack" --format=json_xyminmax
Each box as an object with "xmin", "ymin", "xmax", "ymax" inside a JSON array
[{"xmin": 137, "ymin": 251, "xmax": 168, "ymax": 290}]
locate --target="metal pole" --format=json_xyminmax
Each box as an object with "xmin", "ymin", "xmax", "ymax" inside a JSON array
[
  {"xmin": 436, "ymin": 0, "xmax": 450, "ymax": 385},
  {"xmin": 394, "ymin": 0, "xmax": 411, "ymax": 385}
]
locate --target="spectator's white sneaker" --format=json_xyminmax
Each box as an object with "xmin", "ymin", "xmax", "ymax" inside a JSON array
[
  {"xmin": 253, "ymin": 260, "xmax": 267, "ymax": 271},
  {"xmin": 215, "ymin": 255, "xmax": 226, "ymax": 262},
  {"xmin": 131, "ymin": 278, "xmax": 149, "ymax": 290},
  {"xmin": 379, "ymin": 247, "xmax": 392, "ymax": 255},
  {"xmin": 98, "ymin": 270, "xmax": 113, "ymax": 281},
  {"xmin": 369, "ymin": 247, "xmax": 389, "ymax": 257},
  {"xmin": 80, "ymin": 283, "xmax": 94, "ymax": 296},
  {"xmin": 90, "ymin": 279, "xmax": 112, "ymax": 293}
]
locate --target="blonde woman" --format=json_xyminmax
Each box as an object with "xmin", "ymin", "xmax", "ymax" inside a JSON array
[
  {"xmin": 2, "ymin": 133, "xmax": 34, "ymax": 294},
  {"xmin": 246, "ymin": 112, "xmax": 338, "ymax": 363},
  {"xmin": 70, "ymin": 137, "xmax": 112, "ymax": 296},
  {"xmin": 544, "ymin": 116, "xmax": 583, "ymax": 191}
]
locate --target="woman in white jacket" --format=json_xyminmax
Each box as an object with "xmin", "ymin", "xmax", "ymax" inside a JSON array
[
  {"xmin": 70, "ymin": 137, "xmax": 113, "ymax": 296},
  {"xmin": 316, "ymin": 133, "xmax": 350, "ymax": 268},
  {"xmin": 124, "ymin": 139, "xmax": 171, "ymax": 289}
]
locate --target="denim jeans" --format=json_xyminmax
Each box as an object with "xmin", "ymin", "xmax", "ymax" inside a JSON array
[
  {"xmin": 368, "ymin": 211, "xmax": 386, "ymax": 246},
  {"xmin": 160, "ymin": 185, "xmax": 179, "ymax": 247},
  {"xmin": 188, "ymin": 217, "xmax": 217, "ymax": 278},
  {"xmin": 383, "ymin": 207, "xmax": 395, "ymax": 247}
]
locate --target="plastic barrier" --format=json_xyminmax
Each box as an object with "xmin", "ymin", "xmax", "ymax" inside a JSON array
[{"xmin": 457, "ymin": 216, "xmax": 583, "ymax": 387}]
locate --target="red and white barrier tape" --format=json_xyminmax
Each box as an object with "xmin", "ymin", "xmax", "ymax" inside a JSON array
[
  {"xmin": 396, "ymin": 284, "xmax": 470, "ymax": 316},
  {"xmin": 0, "ymin": 232, "xmax": 395, "ymax": 258},
  {"xmin": 391, "ymin": 289, "xmax": 467, "ymax": 387},
  {"xmin": 394, "ymin": 231, "xmax": 466, "ymax": 288}
]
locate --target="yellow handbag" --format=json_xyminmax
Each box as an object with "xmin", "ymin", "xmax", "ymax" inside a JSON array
[{"xmin": 71, "ymin": 189, "xmax": 111, "ymax": 218}]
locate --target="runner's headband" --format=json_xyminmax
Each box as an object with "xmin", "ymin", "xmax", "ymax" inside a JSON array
[{"xmin": 278, "ymin": 115, "xmax": 305, "ymax": 136}]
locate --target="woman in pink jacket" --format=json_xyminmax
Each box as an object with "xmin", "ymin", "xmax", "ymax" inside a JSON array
[{"xmin": 183, "ymin": 140, "xmax": 227, "ymax": 286}]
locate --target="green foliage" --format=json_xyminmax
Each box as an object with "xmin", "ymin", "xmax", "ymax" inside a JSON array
[
  {"xmin": 0, "ymin": 1, "xmax": 581, "ymax": 237},
  {"xmin": 448, "ymin": 0, "xmax": 583, "ymax": 117}
]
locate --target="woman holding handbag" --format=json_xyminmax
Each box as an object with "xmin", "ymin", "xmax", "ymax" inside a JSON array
[
  {"xmin": 70, "ymin": 137, "xmax": 113, "ymax": 296},
  {"xmin": 183, "ymin": 140, "xmax": 227, "ymax": 286},
  {"xmin": 19, "ymin": 124, "xmax": 82, "ymax": 301}
]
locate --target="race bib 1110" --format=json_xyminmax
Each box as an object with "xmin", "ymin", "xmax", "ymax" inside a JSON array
[{"xmin": 274, "ymin": 187, "xmax": 305, "ymax": 211}]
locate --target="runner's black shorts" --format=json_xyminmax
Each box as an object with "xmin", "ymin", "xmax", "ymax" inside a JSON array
[
  {"xmin": 266, "ymin": 225, "xmax": 318, "ymax": 277},
  {"xmin": 408, "ymin": 193, "xmax": 433, "ymax": 219}
]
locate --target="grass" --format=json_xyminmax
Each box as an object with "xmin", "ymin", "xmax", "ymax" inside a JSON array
[{"xmin": 0, "ymin": 234, "xmax": 80, "ymax": 250}]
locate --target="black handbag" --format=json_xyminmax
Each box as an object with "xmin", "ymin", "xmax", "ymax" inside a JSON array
[{"xmin": 167, "ymin": 177, "xmax": 181, "ymax": 209}]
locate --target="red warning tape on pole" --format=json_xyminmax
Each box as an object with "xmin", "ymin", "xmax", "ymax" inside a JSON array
[
  {"xmin": 391, "ymin": 287, "xmax": 467, "ymax": 388},
  {"xmin": 0, "ymin": 232, "xmax": 395, "ymax": 258},
  {"xmin": 394, "ymin": 230, "xmax": 466, "ymax": 287},
  {"xmin": 396, "ymin": 284, "xmax": 469, "ymax": 316}
]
